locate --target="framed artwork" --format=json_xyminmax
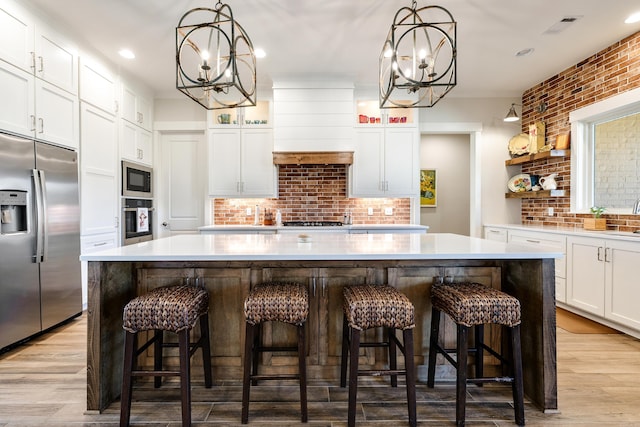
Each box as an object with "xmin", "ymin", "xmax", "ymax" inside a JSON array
[{"xmin": 420, "ymin": 169, "xmax": 437, "ymax": 207}]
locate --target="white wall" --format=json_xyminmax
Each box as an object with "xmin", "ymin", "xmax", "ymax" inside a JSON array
[
  {"xmin": 420, "ymin": 134, "xmax": 470, "ymax": 234},
  {"xmin": 417, "ymin": 97, "xmax": 523, "ymax": 228}
]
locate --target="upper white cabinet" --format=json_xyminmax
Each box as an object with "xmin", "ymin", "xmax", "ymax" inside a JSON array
[
  {"xmin": 120, "ymin": 77, "xmax": 153, "ymax": 165},
  {"xmin": 208, "ymin": 128, "xmax": 276, "ymax": 198},
  {"xmin": 120, "ymin": 120, "xmax": 152, "ymax": 166},
  {"xmin": 0, "ymin": 2, "xmax": 77, "ymax": 94},
  {"xmin": 79, "ymin": 55, "xmax": 118, "ymax": 116},
  {"xmin": 351, "ymin": 126, "xmax": 418, "ymax": 197},
  {"xmin": 121, "ymin": 80, "xmax": 152, "ymax": 131},
  {"xmin": 207, "ymin": 101, "xmax": 271, "ymax": 129},
  {"xmin": 0, "ymin": 60, "xmax": 78, "ymax": 149}
]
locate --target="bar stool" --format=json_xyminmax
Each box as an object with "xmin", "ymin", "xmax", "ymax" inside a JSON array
[
  {"xmin": 340, "ymin": 284, "xmax": 417, "ymax": 427},
  {"xmin": 242, "ymin": 281, "xmax": 309, "ymax": 424},
  {"xmin": 427, "ymin": 281, "xmax": 525, "ymax": 427},
  {"xmin": 120, "ymin": 284, "xmax": 212, "ymax": 427}
]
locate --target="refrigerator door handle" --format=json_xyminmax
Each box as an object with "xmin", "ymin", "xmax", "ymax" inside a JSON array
[
  {"xmin": 38, "ymin": 170, "xmax": 49, "ymax": 262},
  {"xmin": 32, "ymin": 169, "xmax": 49, "ymax": 263}
]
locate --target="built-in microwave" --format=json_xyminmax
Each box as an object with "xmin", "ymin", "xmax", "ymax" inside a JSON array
[{"xmin": 122, "ymin": 161, "xmax": 153, "ymax": 198}]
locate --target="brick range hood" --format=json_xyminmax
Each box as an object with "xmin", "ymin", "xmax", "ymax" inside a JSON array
[{"xmin": 273, "ymin": 151, "xmax": 354, "ymax": 165}]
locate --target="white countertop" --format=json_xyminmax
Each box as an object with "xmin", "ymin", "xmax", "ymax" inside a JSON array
[
  {"xmin": 198, "ymin": 224, "xmax": 429, "ymax": 233},
  {"xmin": 484, "ymin": 223, "xmax": 640, "ymax": 242},
  {"xmin": 80, "ymin": 232, "xmax": 560, "ymax": 262}
]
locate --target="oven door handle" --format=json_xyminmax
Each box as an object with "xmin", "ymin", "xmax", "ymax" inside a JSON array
[{"xmin": 122, "ymin": 207, "xmax": 155, "ymax": 212}]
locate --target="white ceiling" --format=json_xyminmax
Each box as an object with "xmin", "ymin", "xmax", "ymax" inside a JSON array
[{"xmin": 25, "ymin": 0, "xmax": 640, "ymax": 99}]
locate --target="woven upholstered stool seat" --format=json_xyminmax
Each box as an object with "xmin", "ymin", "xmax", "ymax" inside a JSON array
[
  {"xmin": 244, "ymin": 281, "xmax": 309, "ymax": 325},
  {"xmin": 242, "ymin": 282, "xmax": 309, "ymax": 424},
  {"xmin": 341, "ymin": 284, "xmax": 416, "ymax": 427},
  {"xmin": 123, "ymin": 285, "xmax": 209, "ymax": 333},
  {"xmin": 428, "ymin": 281, "xmax": 524, "ymax": 427},
  {"xmin": 430, "ymin": 282, "xmax": 521, "ymax": 328},
  {"xmin": 120, "ymin": 285, "xmax": 212, "ymax": 427},
  {"xmin": 343, "ymin": 284, "xmax": 415, "ymax": 330}
]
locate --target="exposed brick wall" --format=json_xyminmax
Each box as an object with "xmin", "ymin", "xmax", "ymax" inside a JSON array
[
  {"xmin": 213, "ymin": 164, "xmax": 411, "ymax": 225},
  {"xmin": 519, "ymin": 30, "xmax": 640, "ymax": 231}
]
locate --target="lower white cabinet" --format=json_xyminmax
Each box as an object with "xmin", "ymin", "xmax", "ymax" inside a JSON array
[
  {"xmin": 484, "ymin": 225, "xmax": 640, "ymax": 337},
  {"xmin": 567, "ymin": 236, "xmax": 640, "ymax": 330},
  {"xmin": 508, "ymin": 230, "xmax": 566, "ymax": 302}
]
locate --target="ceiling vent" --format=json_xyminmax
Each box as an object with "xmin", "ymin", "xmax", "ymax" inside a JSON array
[{"xmin": 543, "ymin": 16, "xmax": 583, "ymax": 34}]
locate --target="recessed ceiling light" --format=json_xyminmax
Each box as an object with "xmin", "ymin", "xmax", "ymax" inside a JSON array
[
  {"xmin": 254, "ymin": 48, "xmax": 266, "ymax": 59},
  {"xmin": 515, "ymin": 48, "xmax": 534, "ymax": 57},
  {"xmin": 625, "ymin": 12, "xmax": 640, "ymax": 24},
  {"xmin": 118, "ymin": 49, "xmax": 135, "ymax": 59}
]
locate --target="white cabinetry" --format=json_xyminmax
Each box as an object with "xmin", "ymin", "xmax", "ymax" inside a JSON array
[
  {"xmin": 79, "ymin": 55, "xmax": 118, "ymax": 115},
  {"xmin": 121, "ymin": 80, "xmax": 152, "ymax": 131},
  {"xmin": 508, "ymin": 230, "xmax": 566, "ymax": 303},
  {"xmin": 567, "ymin": 236, "xmax": 640, "ymax": 332},
  {"xmin": 208, "ymin": 128, "xmax": 275, "ymax": 197},
  {"xmin": 120, "ymin": 115, "xmax": 152, "ymax": 166},
  {"xmin": 0, "ymin": 3, "xmax": 78, "ymax": 94},
  {"xmin": 80, "ymin": 102, "xmax": 119, "ymax": 237},
  {"xmin": 0, "ymin": 60, "xmax": 78, "ymax": 148},
  {"xmin": 483, "ymin": 226, "xmax": 508, "ymax": 242},
  {"xmin": 351, "ymin": 126, "xmax": 418, "ymax": 197}
]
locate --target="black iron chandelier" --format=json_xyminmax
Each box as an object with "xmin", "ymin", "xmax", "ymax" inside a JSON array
[
  {"xmin": 176, "ymin": 1, "xmax": 256, "ymax": 110},
  {"xmin": 379, "ymin": 1, "xmax": 457, "ymax": 109}
]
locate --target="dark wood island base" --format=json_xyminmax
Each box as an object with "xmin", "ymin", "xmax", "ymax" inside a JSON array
[{"xmin": 86, "ymin": 257, "xmax": 557, "ymax": 414}]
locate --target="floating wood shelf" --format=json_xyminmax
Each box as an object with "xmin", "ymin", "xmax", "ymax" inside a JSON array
[
  {"xmin": 505, "ymin": 190, "xmax": 569, "ymax": 199},
  {"xmin": 505, "ymin": 149, "xmax": 570, "ymax": 166}
]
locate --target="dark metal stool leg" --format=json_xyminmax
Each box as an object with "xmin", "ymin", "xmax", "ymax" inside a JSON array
[
  {"xmin": 388, "ymin": 327, "xmax": 398, "ymax": 387},
  {"xmin": 297, "ymin": 324, "xmax": 308, "ymax": 423},
  {"xmin": 427, "ymin": 307, "xmax": 441, "ymax": 388},
  {"xmin": 340, "ymin": 316, "xmax": 350, "ymax": 387},
  {"xmin": 511, "ymin": 324, "xmax": 525, "ymax": 426},
  {"xmin": 403, "ymin": 329, "xmax": 417, "ymax": 427},
  {"xmin": 456, "ymin": 325, "xmax": 469, "ymax": 427},
  {"xmin": 347, "ymin": 327, "xmax": 361, "ymax": 427},
  {"xmin": 199, "ymin": 313, "xmax": 213, "ymax": 388},
  {"xmin": 241, "ymin": 322, "xmax": 255, "ymax": 424},
  {"xmin": 119, "ymin": 331, "xmax": 136, "ymax": 427}
]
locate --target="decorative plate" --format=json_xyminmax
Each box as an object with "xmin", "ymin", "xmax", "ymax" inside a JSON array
[
  {"xmin": 508, "ymin": 174, "xmax": 532, "ymax": 192},
  {"xmin": 508, "ymin": 133, "xmax": 530, "ymax": 156}
]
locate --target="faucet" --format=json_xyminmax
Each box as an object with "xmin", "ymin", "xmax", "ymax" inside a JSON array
[{"xmin": 633, "ymin": 198, "xmax": 640, "ymax": 214}]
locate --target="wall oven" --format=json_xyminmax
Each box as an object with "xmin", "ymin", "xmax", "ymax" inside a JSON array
[
  {"xmin": 122, "ymin": 160, "xmax": 153, "ymax": 198},
  {"xmin": 122, "ymin": 198, "xmax": 154, "ymax": 246}
]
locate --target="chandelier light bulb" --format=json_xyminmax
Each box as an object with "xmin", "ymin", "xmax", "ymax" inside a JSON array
[{"xmin": 384, "ymin": 49, "xmax": 393, "ymax": 58}]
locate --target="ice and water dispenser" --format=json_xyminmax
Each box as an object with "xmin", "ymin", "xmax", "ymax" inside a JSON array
[{"xmin": 0, "ymin": 190, "xmax": 27, "ymax": 234}]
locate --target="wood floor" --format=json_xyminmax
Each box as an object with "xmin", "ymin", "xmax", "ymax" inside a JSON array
[{"xmin": 1, "ymin": 312, "xmax": 639, "ymax": 426}]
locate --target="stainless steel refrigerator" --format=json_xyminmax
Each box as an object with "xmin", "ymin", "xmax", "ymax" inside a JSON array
[{"xmin": 0, "ymin": 131, "xmax": 81, "ymax": 351}]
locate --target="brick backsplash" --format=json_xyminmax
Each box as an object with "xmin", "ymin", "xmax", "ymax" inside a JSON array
[
  {"xmin": 519, "ymin": 30, "xmax": 640, "ymax": 231},
  {"xmin": 212, "ymin": 164, "xmax": 411, "ymax": 225}
]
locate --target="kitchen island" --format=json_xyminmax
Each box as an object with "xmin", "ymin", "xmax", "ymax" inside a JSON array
[{"xmin": 82, "ymin": 232, "xmax": 560, "ymax": 414}]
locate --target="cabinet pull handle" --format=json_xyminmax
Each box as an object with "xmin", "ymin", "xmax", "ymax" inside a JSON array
[
  {"xmin": 38, "ymin": 56, "xmax": 44, "ymax": 73},
  {"xmin": 322, "ymin": 277, "xmax": 327, "ymax": 298},
  {"xmin": 597, "ymin": 247, "xmax": 603, "ymax": 262},
  {"xmin": 93, "ymin": 242, "xmax": 107, "ymax": 247},
  {"xmin": 604, "ymin": 247, "xmax": 611, "ymax": 263},
  {"xmin": 30, "ymin": 115, "xmax": 36, "ymax": 132},
  {"xmin": 38, "ymin": 118, "xmax": 44, "ymax": 133},
  {"xmin": 525, "ymin": 239, "xmax": 540, "ymax": 244},
  {"xmin": 30, "ymin": 52, "xmax": 36, "ymax": 71},
  {"xmin": 311, "ymin": 277, "xmax": 317, "ymax": 297}
]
